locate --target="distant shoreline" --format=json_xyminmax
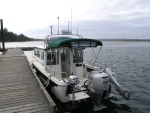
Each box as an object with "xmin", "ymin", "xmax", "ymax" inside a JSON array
[{"xmin": 99, "ymin": 39, "xmax": 150, "ymax": 41}]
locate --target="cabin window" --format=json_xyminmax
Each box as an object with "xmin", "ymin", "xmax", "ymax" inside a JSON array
[
  {"xmin": 61, "ymin": 49, "xmax": 66, "ymax": 61},
  {"xmin": 34, "ymin": 49, "xmax": 38, "ymax": 55},
  {"xmin": 41, "ymin": 52, "xmax": 44, "ymax": 60},
  {"xmin": 47, "ymin": 50, "xmax": 59, "ymax": 65},
  {"xmin": 73, "ymin": 49, "xmax": 83, "ymax": 63},
  {"xmin": 34, "ymin": 49, "xmax": 40, "ymax": 58}
]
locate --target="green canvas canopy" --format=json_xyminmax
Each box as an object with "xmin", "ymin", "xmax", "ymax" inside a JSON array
[{"xmin": 45, "ymin": 37, "xmax": 103, "ymax": 50}]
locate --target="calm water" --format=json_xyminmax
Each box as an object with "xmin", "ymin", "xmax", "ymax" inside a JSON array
[
  {"xmin": 22, "ymin": 41, "xmax": 150, "ymax": 113},
  {"xmin": 84, "ymin": 41, "xmax": 150, "ymax": 113}
]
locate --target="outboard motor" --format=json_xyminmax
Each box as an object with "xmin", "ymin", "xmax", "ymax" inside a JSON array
[
  {"xmin": 105, "ymin": 67, "xmax": 130, "ymax": 100},
  {"xmin": 88, "ymin": 71, "xmax": 110, "ymax": 111},
  {"xmin": 68, "ymin": 75, "xmax": 80, "ymax": 102}
]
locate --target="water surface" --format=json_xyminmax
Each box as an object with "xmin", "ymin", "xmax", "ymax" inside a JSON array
[{"xmin": 21, "ymin": 41, "xmax": 150, "ymax": 113}]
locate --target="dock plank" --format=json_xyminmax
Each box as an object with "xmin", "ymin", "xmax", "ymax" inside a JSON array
[{"xmin": 0, "ymin": 48, "xmax": 55, "ymax": 113}]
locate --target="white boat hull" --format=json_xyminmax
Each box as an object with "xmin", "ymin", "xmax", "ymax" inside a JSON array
[{"xmin": 32, "ymin": 62, "xmax": 89, "ymax": 103}]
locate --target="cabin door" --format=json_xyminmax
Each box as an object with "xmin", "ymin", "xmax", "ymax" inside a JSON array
[
  {"xmin": 61, "ymin": 48, "xmax": 71, "ymax": 78},
  {"xmin": 46, "ymin": 50, "xmax": 62, "ymax": 79},
  {"xmin": 72, "ymin": 49, "xmax": 84, "ymax": 79}
]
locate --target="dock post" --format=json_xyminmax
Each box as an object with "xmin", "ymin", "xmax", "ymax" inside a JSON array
[{"xmin": 0, "ymin": 19, "xmax": 5, "ymax": 52}]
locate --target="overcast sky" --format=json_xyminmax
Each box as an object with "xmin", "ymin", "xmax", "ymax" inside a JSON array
[{"xmin": 0, "ymin": 0, "xmax": 150, "ymax": 39}]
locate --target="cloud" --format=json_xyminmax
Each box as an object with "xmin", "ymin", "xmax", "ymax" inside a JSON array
[
  {"xmin": 1, "ymin": 0, "xmax": 150, "ymax": 39},
  {"xmin": 72, "ymin": 18, "xmax": 150, "ymax": 39},
  {"xmin": 23, "ymin": 19, "xmax": 150, "ymax": 39}
]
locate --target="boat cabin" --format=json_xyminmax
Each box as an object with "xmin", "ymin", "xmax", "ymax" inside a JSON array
[{"xmin": 33, "ymin": 37, "xmax": 102, "ymax": 80}]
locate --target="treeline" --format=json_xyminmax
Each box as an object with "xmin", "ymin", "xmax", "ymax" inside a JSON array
[{"xmin": 0, "ymin": 28, "xmax": 39, "ymax": 42}]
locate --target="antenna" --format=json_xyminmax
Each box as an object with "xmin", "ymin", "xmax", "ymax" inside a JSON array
[
  {"xmin": 57, "ymin": 17, "xmax": 59, "ymax": 34},
  {"xmin": 49, "ymin": 26, "xmax": 53, "ymax": 34},
  {"xmin": 71, "ymin": 7, "xmax": 72, "ymax": 34},
  {"xmin": 68, "ymin": 21, "xmax": 70, "ymax": 31},
  {"xmin": 77, "ymin": 28, "xmax": 78, "ymax": 35}
]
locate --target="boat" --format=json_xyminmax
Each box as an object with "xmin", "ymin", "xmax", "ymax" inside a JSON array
[{"xmin": 31, "ymin": 30, "xmax": 130, "ymax": 111}]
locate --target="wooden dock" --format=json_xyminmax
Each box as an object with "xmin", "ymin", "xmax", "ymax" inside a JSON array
[{"xmin": 0, "ymin": 48, "xmax": 56, "ymax": 113}]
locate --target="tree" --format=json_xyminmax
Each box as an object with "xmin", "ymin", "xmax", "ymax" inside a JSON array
[{"xmin": 0, "ymin": 28, "xmax": 35, "ymax": 42}]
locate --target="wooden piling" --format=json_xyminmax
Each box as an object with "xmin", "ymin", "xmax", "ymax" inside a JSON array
[{"xmin": 0, "ymin": 19, "xmax": 5, "ymax": 52}]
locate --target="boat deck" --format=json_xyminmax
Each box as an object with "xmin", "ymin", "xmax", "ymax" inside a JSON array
[{"xmin": 0, "ymin": 48, "xmax": 55, "ymax": 113}]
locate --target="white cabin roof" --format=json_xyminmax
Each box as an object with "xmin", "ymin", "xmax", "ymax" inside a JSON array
[{"xmin": 35, "ymin": 45, "xmax": 45, "ymax": 49}]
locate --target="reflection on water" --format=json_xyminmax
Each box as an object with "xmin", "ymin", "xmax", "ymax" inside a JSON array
[{"xmin": 22, "ymin": 41, "xmax": 150, "ymax": 113}]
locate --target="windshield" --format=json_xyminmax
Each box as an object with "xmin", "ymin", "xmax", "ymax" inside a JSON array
[{"xmin": 71, "ymin": 41, "xmax": 97, "ymax": 48}]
